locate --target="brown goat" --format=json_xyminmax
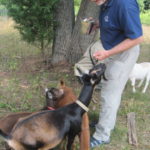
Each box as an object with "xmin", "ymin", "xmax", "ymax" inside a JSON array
[
  {"xmin": 0, "ymin": 81, "xmax": 90, "ymax": 150},
  {"xmin": 0, "ymin": 87, "xmax": 64, "ymax": 150}
]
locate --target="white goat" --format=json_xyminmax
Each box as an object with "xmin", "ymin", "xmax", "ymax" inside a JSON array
[{"xmin": 129, "ymin": 62, "xmax": 150, "ymax": 93}]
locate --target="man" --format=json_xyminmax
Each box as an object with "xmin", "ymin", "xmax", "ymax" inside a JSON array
[{"xmin": 74, "ymin": 0, "xmax": 143, "ymax": 148}]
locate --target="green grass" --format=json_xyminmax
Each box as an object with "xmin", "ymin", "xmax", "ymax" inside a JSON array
[
  {"xmin": 0, "ymin": 18, "xmax": 150, "ymax": 149},
  {"xmin": 89, "ymin": 81, "xmax": 150, "ymax": 150}
]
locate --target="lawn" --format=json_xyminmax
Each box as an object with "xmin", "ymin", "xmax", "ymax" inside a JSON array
[
  {"xmin": 0, "ymin": 18, "xmax": 150, "ymax": 149},
  {"xmin": 141, "ymin": 11, "xmax": 150, "ymax": 26}
]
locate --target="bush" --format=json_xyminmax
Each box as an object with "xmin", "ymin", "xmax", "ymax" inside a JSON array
[
  {"xmin": 1, "ymin": 0, "xmax": 59, "ymax": 55},
  {"xmin": 0, "ymin": 5, "xmax": 7, "ymax": 16}
]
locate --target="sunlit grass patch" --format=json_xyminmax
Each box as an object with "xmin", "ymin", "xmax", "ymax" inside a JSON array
[
  {"xmin": 141, "ymin": 11, "xmax": 150, "ymax": 25},
  {"xmin": 0, "ymin": 17, "xmax": 41, "ymax": 72}
]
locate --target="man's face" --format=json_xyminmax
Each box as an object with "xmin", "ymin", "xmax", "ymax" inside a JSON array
[{"xmin": 90, "ymin": 0, "xmax": 107, "ymax": 5}]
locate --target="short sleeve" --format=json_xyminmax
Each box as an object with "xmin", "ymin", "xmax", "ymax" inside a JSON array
[{"xmin": 118, "ymin": 0, "xmax": 143, "ymax": 39}]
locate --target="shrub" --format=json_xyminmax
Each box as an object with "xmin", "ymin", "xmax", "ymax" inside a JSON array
[{"xmin": 1, "ymin": 0, "xmax": 59, "ymax": 55}]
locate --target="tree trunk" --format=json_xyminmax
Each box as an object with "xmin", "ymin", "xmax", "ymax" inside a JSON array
[
  {"xmin": 67, "ymin": 0, "xmax": 100, "ymax": 64},
  {"xmin": 52, "ymin": 0, "xmax": 75, "ymax": 64},
  {"xmin": 52, "ymin": 0, "xmax": 100, "ymax": 64}
]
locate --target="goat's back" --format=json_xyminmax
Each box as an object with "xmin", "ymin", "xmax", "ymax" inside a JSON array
[
  {"xmin": 140, "ymin": 62, "xmax": 150, "ymax": 68},
  {"xmin": 0, "ymin": 112, "xmax": 31, "ymax": 134},
  {"xmin": 129, "ymin": 63, "xmax": 150, "ymax": 79}
]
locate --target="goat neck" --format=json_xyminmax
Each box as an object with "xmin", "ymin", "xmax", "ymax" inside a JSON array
[
  {"xmin": 75, "ymin": 63, "xmax": 106, "ymax": 113},
  {"xmin": 78, "ymin": 83, "xmax": 94, "ymax": 107}
]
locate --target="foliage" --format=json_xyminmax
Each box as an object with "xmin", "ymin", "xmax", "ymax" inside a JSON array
[
  {"xmin": 144, "ymin": 0, "xmax": 150, "ymax": 10},
  {"xmin": 74, "ymin": 0, "xmax": 81, "ymax": 6},
  {"xmin": 1, "ymin": 0, "xmax": 59, "ymax": 55},
  {"xmin": 74, "ymin": 0, "xmax": 81, "ymax": 15},
  {"xmin": 140, "ymin": 10, "xmax": 150, "ymax": 25},
  {"xmin": 0, "ymin": 5, "xmax": 7, "ymax": 16},
  {"xmin": 138, "ymin": 0, "xmax": 150, "ymax": 25},
  {"xmin": 138, "ymin": 0, "xmax": 150, "ymax": 12}
]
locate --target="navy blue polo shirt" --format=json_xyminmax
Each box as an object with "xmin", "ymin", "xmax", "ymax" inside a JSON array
[{"xmin": 99, "ymin": 0, "xmax": 143, "ymax": 50}]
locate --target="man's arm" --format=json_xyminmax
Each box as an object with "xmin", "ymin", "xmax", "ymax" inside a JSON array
[{"xmin": 93, "ymin": 36, "xmax": 143, "ymax": 60}]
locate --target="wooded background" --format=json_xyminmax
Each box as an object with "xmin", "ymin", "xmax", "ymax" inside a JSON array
[{"xmin": 0, "ymin": 0, "xmax": 150, "ymax": 64}]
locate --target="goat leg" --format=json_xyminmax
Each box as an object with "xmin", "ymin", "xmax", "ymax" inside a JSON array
[
  {"xmin": 142, "ymin": 77, "xmax": 150, "ymax": 93},
  {"xmin": 137, "ymin": 79, "xmax": 144, "ymax": 87},
  {"xmin": 79, "ymin": 113, "xmax": 90, "ymax": 150},
  {"xmin": 66, "ymin": 133, "xmax": 76, "ymax": 150}
]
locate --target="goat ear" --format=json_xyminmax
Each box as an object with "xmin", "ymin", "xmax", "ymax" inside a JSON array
[{"xmin": 59, "ymin": 79, "xmax": 65, "ymax": 87}]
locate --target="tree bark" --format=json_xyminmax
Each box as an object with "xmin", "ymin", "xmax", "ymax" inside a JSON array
[
  {"xmin": 67, "ymin": 0, "xmax": 100, "ymax": 64},
  {"xmin": 52, "ymin": 0, "xmax": 75, "ymax": 64}
]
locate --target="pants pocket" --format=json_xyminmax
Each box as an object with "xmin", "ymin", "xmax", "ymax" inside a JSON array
[{"xmin": 105, "ymin": 60, "xmax": 124, "ymax": 80}]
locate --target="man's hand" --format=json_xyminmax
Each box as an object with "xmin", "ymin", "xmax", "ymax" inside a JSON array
[{"xmin": 93, "ymin": 50, "xmax": 110, "ymax": 60}]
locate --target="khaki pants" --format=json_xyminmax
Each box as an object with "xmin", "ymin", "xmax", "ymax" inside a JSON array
[{"xmin": 74, "ymin": 40, "xmax": 140, "ymax": 141}]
